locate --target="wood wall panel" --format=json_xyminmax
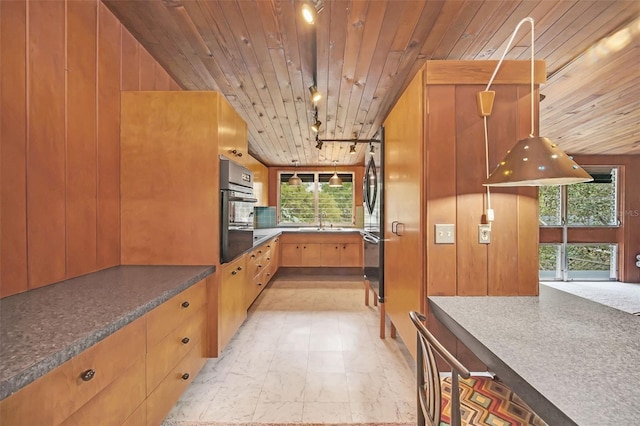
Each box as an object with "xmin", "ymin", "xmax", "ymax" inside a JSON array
[
  {"xmin": 97, "ymin": 2, "xmax": 122, "ymax": 270},
  {"xmin": 454, "ymin": 85, "xmax": 487, "ymax": 296},
  {"xmin": 139, "ymin": 49, "xmax": 156, "ymax": 91},
  {"xmin": 425, "ymin": 85, "xmax": 457, "ymax": 296},
  {"xmin": 0, "ymin": 0, "xmax": 29, "ymax": 296},
  {"xmin": 27, "ymin": 0, "xmax": 67, "ymax": 288},
  {"xmin": 66, "ymin": 0, "xmax": 98, "ymax": 278},
  {"xmin": 515, "ymin": 86, "xmax": 540, "ymax": 295},
  {"xmin": 0, "ymin": 0, "xmax": 180, "ymax": 297},
  {"xmin": 120, "ymin": 28, "xmax": 139, "ymax": 91}
]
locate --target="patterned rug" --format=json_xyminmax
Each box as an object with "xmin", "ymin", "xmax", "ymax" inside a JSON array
[
  {"xmin": 164, "ymin": 422, "xmax": 413, "ymax": 426},
  {"xmin": 440, "ymin": 376, "xmax": 546, "ymax": 426}
]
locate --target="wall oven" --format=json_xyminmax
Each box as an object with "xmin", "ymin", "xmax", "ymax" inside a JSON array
[{"xmin": 220, "ymin": 156, "xmax": 257, "ymax": 264}]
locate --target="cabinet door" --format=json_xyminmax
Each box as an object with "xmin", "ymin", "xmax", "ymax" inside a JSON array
[
  {"xmin": 280, "ymin": 243, "xmax": 301, "ymax": 266},
  {"xmin": 300, "ymin": 243, "xmax": 322, "ymax": 266},
  {"xmin": 320, "ymin": 244, "xmax": 341, "ymax": 266},
  {"xmin": 219, "ymin": 256, "xmax": 247, "ymax": 350},
  {"xmin": 340, "ymin": 243, "xmax": 361, "ymax": 267},
  {"xmin": 383, "ymin": 70, "xmax": 424, "ymax": 359}
]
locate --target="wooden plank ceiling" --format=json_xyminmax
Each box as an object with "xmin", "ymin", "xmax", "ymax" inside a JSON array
[{"xmin": 103, "ymin": 0, "xmax": 640, "ymax": 167}]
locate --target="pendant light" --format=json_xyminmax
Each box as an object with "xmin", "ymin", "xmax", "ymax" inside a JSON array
[
  {"xmin": 328, "ymin": 161, "xmax": 342, "ymax": 187},
  {"xmin": 288, "ymin": 160, "xmax": 302, "ymax": 186},
  {"xmin": 481, "ymin": 17, "xmax": 592, "ymax": 187}
]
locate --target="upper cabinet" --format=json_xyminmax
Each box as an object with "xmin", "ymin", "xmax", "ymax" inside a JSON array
[{"xmin": 121, "ymin": 91, "xmax": 251, "ymax": 265}]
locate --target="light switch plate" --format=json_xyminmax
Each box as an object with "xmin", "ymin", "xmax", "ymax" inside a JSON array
[
  {"xmin": 478, "ymin": 224, "xmax": 491, "ymax": 244},
  {"xmin": 435, "ymin": 224, "xmax": 455, "ymax": 244}
]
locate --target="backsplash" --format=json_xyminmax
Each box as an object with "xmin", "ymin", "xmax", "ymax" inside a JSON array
[{"xmin": 254, "ymin": 206, "xmax": 277, "ymax": 228}]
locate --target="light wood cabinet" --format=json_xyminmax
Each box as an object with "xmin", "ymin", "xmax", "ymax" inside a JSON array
[
  {"xmin": 0, "ymin": 316, "xmax": 146, "ymax": 426},
  {"xmin": 0, "ymin": 282, "xmax": 208, "ymax": 426},
  {"xmin": 120, "ymin": 91, "xmax": 224, "ymax": 266},
  {"xmin": 246, "ymin": 237, "xmax": 279, "ymax": 307},
  {"xmin": 279, "ymin": 232, "xmax": 363, "ymax": 268},
  {"xmin": 218, "ymin": 255, "xmax": 248, "ymax": 350}
]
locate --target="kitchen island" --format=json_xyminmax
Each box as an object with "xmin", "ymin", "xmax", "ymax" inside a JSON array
[{"xmin": 429, "ymin": 285, "xmax": 640, "ymax": 426}]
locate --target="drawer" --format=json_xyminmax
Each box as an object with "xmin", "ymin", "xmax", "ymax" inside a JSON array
[
  {"xmin": 146, "ymin": 338, "xmax": 207, "ymax": 426},
  {"xmin": 0, "ymin": 316, "xmax": 146, "ymax": 425},
  {"xmin": 60, "ymin": 355, "xmax": 146, "ymax": 426},
  {"xmin": 122, "ymin": 400, "xmax": 146, "ymax": 426},
  {"xmin": 146, "ymin": 279, "xmax": 206, "ymax": 347},
  {"xmin": 146, "ymin": 307, "xmax": 207, "ymax": 393}
]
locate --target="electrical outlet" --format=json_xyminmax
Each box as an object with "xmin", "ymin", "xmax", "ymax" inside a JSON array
[
  {"xmin": 478, "ymin": 224, "xmax": 491, "ymax": 244},
  {"xmin": 435, "ymin": 224, "xmax": 455, "ymax": 244}
]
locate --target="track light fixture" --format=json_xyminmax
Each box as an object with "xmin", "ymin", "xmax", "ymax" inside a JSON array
[
  {"xmin": 301, "ymin": 2, "xmax": 316, "ymax": 24},
  {"xmin": 349, "ymin": 144, "xmax": 357, "ymax": 155},
  {"xmin": 369, "ymin": 143, "xmax": 375, "ymax": 155},
  {"xmin": 310, "ymin": 107, "xmax": 321, "ymax": 133},
  {"xmin": 309, "ymin": 85, "xmax": 321, "ymax": 103},
  {"xmin": 315, "ymin": 136, "xmax": 323, "ymax": 150}
]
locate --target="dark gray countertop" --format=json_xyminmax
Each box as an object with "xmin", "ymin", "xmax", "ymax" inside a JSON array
[
  {"xmin": 429, "ymin": 285, "xmax": 640, "ymax": 426},
  {"xmin": 0, "ymin": 265, "xmax": 215, "ymax": 400}
]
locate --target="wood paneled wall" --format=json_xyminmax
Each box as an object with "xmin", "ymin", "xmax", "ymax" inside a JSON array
[{"xmin": 0, "ymin": 0, "xmax": 180, "ymax": 298}]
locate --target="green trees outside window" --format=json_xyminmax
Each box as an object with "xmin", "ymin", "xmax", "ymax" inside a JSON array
[{"xmin": 279, "ymin": 172, "xmax": 354, "ymax": 226}]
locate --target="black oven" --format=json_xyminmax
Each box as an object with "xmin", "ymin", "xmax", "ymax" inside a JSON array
[{"xmin": 220, "ymin": 156, "xmax": 257, "ymax": 263}]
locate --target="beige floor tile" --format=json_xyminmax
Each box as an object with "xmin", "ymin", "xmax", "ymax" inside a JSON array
[
  {"xmin": 302, "ymin": 402, "xmax": 353, "ymax": 423},
  {"xmin": 163, "ymin": 275, "xmax": 416, "ymax": 425}
]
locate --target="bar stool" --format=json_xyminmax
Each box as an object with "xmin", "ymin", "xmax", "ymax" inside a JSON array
[{"xmin": 409, "ymin": 311, "xmax": 547, "ymax": 426}]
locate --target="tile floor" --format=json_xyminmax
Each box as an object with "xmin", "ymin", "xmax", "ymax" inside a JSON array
[{"xmin": 164, "ymin": 275, "xmax": 416, "ymax": 425}]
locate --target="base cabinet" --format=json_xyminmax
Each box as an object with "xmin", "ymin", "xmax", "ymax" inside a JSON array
[
  {"xmin": 218, "ymin": 255, "xmax": 248, "ymax": 351},
  {"xmin": 279, "ymin": 233, "xmax": 363, "ymax": 268},
  {"xmin": 246, "ymin": 236, "xmax": 279, "ymax": 307},
  {"xmin": 0, "ymin": 280, "xmax": 208, "ymax": 426}
]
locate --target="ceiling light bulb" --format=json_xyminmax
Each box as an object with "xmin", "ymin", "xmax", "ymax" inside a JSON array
[
  {"xmin": 301, "ymin": 3, "xmax": 316, "ymax": 24},
  {"xmin": 309, "ymin": 85, "xmax": 321, "ymax": 103},
  {"xmin": 311, "ymin": 119, "xmax": 322, "ymax": 133},
  {"xmin": 349, "ymin": 144, "xmax": 357, "ymax": 154}
]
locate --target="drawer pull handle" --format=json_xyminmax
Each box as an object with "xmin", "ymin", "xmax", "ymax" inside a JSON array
[
  {"xmin": 258, "ymin": 265, "xmax": 262, "ymax": 268},
  {"xmin": 258, "ymin": 282, "xmax": 263, "ymax": 286},
  {"xmin": 267, "ymin": 257, "xmax": 271, "ymax": 261},
  {"xmin": 181, "ymin": 337, "xmax": 190, "ymax": 344},
  {"xmin": 251, "ymin": 254, "xmax": 256, "ymax": 258},
  {"xmin": 181, "ymin": 301, "xmax": 190, "ymax": 308},
  {"xmin": 81, "ymin": 369, "xmax": 96, "ymax": 382},
  {"xmin": 267, "ymin": 245, "xmax": 271, "ymax": 248},
  {"xmin": 237, "ymin": 266, "xmax": 243, "ymax": 271},
  {"xmin": 258, "ymin": 250, "xmax": 262, "ymax": 254},
  {"xmin": 231, "ymin": 270, "xmax": 237, "ymax": 276},
  {"xmin": 181, "ymin": 373, "xmax": 190, "ymax": 380}
]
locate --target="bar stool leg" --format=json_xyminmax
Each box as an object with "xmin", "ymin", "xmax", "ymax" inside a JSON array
[
  {"xmin": 379, "ymin": 301, "xmax": 386, "ymax": 339},
  {"xmin": 364, "ymin": 279, "xmax": 370, "ymax": 306}
]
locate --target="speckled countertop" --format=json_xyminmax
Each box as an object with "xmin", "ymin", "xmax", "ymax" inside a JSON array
[
  {"xmin": 429, "ymin": 286, "xmax": 640, "ymax": 426},
  {"xmin": 0, "ymin": 265, "xmax": 215, "ymax": 401}
]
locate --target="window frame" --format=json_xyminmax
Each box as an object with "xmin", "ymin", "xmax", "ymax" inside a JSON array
[{"xmin": 277, "ymin": 170, "xmax": 356, "ymax": 227}]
